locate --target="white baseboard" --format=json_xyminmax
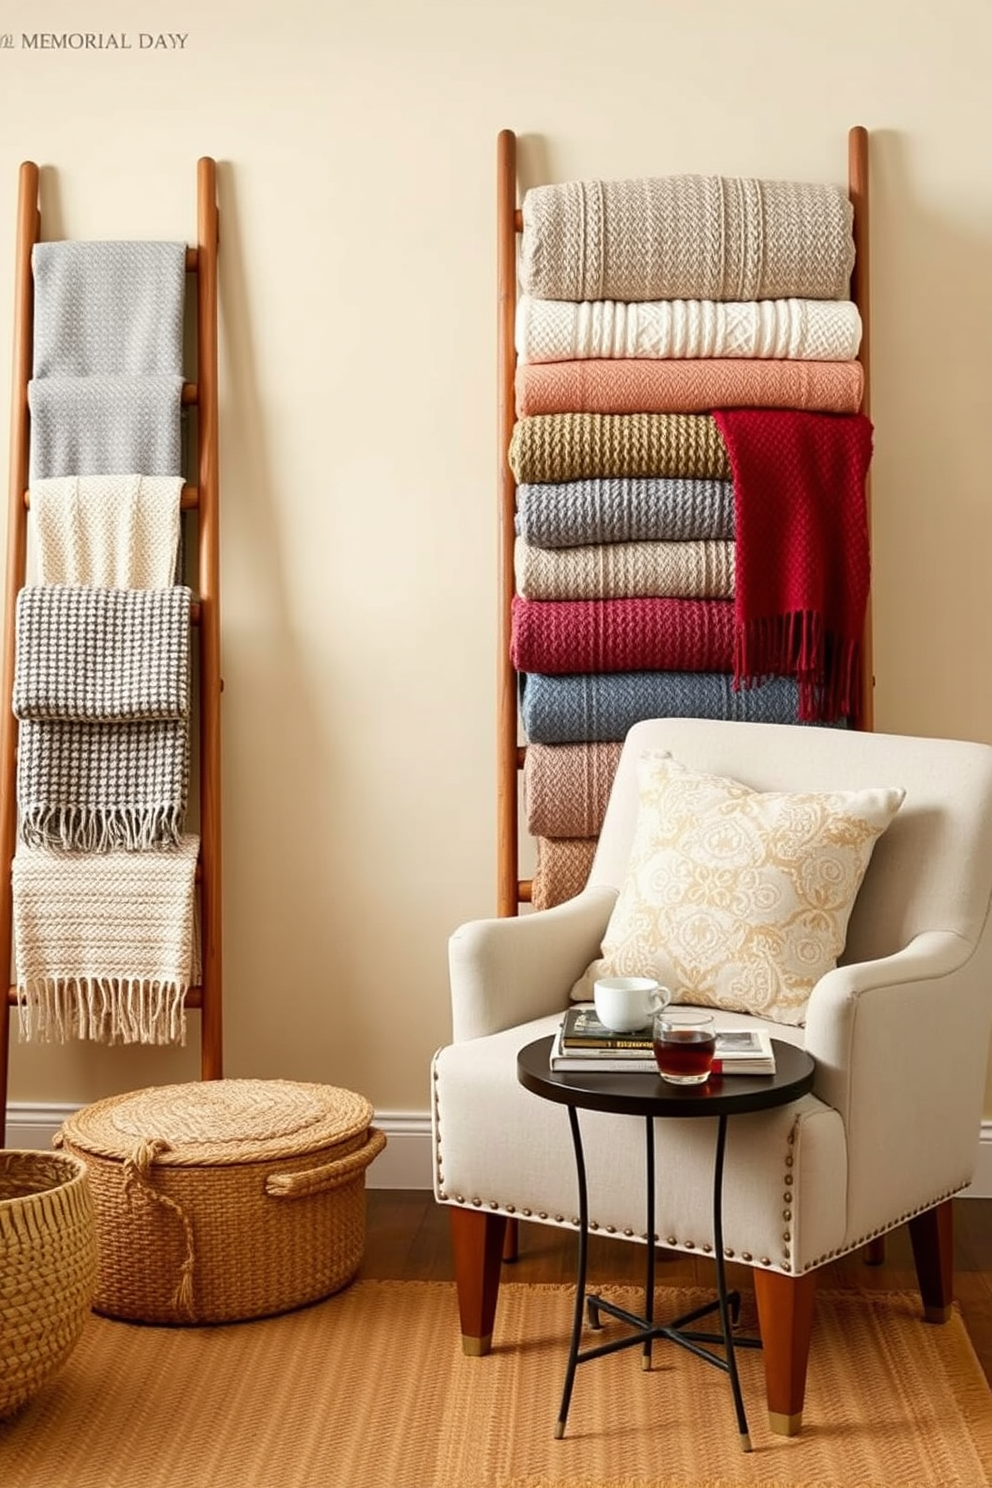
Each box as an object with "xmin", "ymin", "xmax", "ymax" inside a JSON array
[
  {"xmin": 7, "ymin": 1104, "xmax": 992, "ymax": 1199},
  {"xmin": 4, "ymin": 1102, "xmax": 435, "ymax": 1190}
]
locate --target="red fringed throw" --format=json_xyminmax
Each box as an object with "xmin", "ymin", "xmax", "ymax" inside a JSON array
[{"xmin": 713, "ymin": 408, "xmax": 873, "ymax": 725}]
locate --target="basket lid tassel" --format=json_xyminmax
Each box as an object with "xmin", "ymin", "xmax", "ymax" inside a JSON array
[{"xmin": 122, "ymin": 1138, "xmax": 198, "ymax": 1320}]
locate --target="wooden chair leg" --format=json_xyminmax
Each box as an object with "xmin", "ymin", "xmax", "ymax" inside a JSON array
[
  {"xmin": 863, "ymin": 1236, "xmax": 886, "ymax": 1266},
  {"xmin": 449, "ymin": 1207, "xmax": 507, "ymax": 1356},
  {"xmin": 753, "ymin": 1268, "xmax": 818, "ymax": 1437},
  {"xmin": 908, "ymin": 1199, "xmax": 954, "ymax": 1323}
]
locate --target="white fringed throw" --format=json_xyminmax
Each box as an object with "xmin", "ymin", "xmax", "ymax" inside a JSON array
[
  {"xmin": 12, "ymin": 835, "xmax": 201, "ymax": 1045},
  {"xmin": 29, "ymin": 475, "xmax": 183, "ymax": 589}
]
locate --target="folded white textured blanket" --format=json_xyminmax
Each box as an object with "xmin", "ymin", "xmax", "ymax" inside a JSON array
[
  {"xmin": 28, "ymin": 375, "xmax": 184, "ymax": 481},
  {"xmin": 516, "ymin": 295, "xmax": 863, "ymax": 364},
  {"xmin": 32, "ymin": 240, "xmax": 186, "ymax": 378},
  {"xmin": 13, "ymin": 834, "xmax": 201, "ymax": 1044},
  {"xmin": 514, "ymin": 535, "xmax": 735, "ymax": 600},
  {"xmin": 29, "ymin": 475, "xmax": 183, "ymax": 589},
  {"xmin": 521, "ymin": 175, "xmax": 855, "ymax": 302}
]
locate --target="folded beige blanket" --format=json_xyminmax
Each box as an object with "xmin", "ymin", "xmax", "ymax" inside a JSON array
[
  {"xmin": 531, "ymin": 837, "xmax": 597, "ymax": 911},
  {"xmin": 509, "ymin": 413, "xmax": 731, "ymax": 484},
  {"xmin": 521, "ymin": 175, "xmax": 855, "ymax": 302},
  {"xmin": 29, "ymin": 475, "xmax": 183, "ymax": 588},
  {"xmin": 515, "ymin": 358, "xmax": 864, "ymax": 417},
  {"xmin": 515, "ymin": 295, "xmax": 863, "ymax": 364},
  {"xmin": 524, "ymin": 742, "xmax": 622, "ymax": 838},
  {"xmin": 515, "ymin": 535, "xmax": 734, "ymax": 600}
]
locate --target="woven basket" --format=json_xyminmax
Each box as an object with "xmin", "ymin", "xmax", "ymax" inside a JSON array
[
  {"xmin": 57, "ymin": 1078, "xmax": 386, "ymax": 1325},
  {"xmin": 0, "ymin": 1149, "xmax": 98, "ymax": 1419}
]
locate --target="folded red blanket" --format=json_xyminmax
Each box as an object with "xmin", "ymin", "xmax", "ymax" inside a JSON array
[
  {"xmin": 712, "ymin": 408, "xmax": 872, "ymax": 724},
  {"xmin": 511, "ymin": 595, "xmax": 735, "ymax": 675}
]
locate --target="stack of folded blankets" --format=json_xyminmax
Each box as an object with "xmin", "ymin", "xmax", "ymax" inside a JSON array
[
  {"xmin": 12, "ymin": 240, "xmax": 199, "ymax": 1043},
  {"xmin": 509, "ymin": 173, "xmax": 874, "ymax": 907}
]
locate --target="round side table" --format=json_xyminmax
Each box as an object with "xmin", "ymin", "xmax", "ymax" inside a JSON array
[{"xmin": 516, "ymin": 1034, "xmax": 815, "ymax": 1452}]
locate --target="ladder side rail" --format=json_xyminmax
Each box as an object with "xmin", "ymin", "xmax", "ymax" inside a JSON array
[
  {"xmin": 848, "ymin": 124, "xmax": 874, "ymax": 732},
  {"xmin": 195, "ymin": 156, "xmax": 222, "ymax": 1078}
]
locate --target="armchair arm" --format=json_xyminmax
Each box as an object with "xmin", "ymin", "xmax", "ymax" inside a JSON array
[
  {"xmin": 447, "ymin": 885, "xmax": 617, "ymax": 1041},
  {"xmin": 803, "ymin": 929, "xmax": 992, "ymax": 1231}
]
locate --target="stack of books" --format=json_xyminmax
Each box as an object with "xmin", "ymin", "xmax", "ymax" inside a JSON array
[{"xmin": 550, "ymin": 1005, "xmax": 777, "ymax": 1075}]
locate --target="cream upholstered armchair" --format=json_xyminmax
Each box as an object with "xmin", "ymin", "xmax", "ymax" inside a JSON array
[{"xmin": 431, "ymin": 717, "xmax": 992, "ymax": 1435}]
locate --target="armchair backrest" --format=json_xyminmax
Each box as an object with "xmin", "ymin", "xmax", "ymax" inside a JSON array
[{"xmin": 589, "ymin": 718, "xmax": 992, "ymax": 965}]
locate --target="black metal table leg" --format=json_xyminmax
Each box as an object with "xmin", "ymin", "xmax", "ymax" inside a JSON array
[
  {"xmin": 642, "ymin": 1114, "xmax": 655, "ymax": 1370},
  {"xmin": 713, "ymin": 1113, "xmax": 753, "ymax": 1453},
  {"xmin": 555, "ymin": 1103, "xmax": 589, "ymax": 1439}
]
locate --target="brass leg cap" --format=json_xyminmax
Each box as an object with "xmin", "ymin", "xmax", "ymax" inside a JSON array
[
  {"xmin": 768, "ymin": 1409, "xmax": 803, "ymax": 1437},
  {"xmin": 461, "ymin": 1334, "xmax": 493, "ymax": 1357},
  {"xmin": 923, "ymin": 1304, "xmax": 953, "ymax": 1324},
  {"xmin": 739, "ymin": 1432, "xmax": 753, "ymax": 1453},
  {"xmin": 554, "ymin": 1421, "xmax": 565, "ymax": 1440}
]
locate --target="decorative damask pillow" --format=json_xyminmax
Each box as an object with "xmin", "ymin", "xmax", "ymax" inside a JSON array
[{"xmin": 573, "ymin": 752, "xmax": 905, "ymax": 1025}]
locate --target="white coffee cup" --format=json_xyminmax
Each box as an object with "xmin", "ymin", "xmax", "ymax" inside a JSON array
[{"xmin": 593, "ymin": 976, "xmax": 670, "ymax": 1033}]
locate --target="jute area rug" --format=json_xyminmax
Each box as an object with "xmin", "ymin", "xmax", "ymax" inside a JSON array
[{"xmin": 2, "ymin": 1281, "xmax": 991, "ymax": 1488}]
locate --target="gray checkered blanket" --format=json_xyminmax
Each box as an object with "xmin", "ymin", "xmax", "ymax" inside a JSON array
[{"xmin": 13, "ymin": 585, "xmax": 191, "ymax": 721}]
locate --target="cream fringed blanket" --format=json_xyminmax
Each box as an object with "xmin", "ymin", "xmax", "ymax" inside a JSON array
[
  {"xmin": 12, "ymin": 835, "xmax": 201, "ymax": 1044},
  {"xmin": 29, "ymin": 475, "xmax": 183, "ymax": 588},
  {"xmin": 516, "ymin": 294, "xmax": 863, "ymax": 363},
  {"xmin": 515, "ymin": 535, "xmax": 734, "ymax": 600},
  {"xmin": 515, "ymin": 357, "xmax": 864, "ymax": 417},
  {"xmin": 509, "ymin": 413, "xmax": 731, "ymax": 484},
  {"xmin": 521, "ymin": 175, "xmax": 855, "ymax": 302}
]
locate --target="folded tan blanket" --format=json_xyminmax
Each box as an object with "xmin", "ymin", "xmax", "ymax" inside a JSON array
[
  {"xmin": 531, "ymin": 837, "xmax": 598, "ymax": 911},
  {"xmin": 29, "ymin": 475, "xmax": 183, "ymax": 589},
  {"xmin": 515, "ymin": 535, "xmax": 734, "ymax": 601},
  {"xmin": 509, "ymin": 413, "xmax": 731, "ymax": 484},
  {"xmin": 524, "ymin": 742, "xmax": 622, "ymax": 839},
  {"xmin": 515, "ymin": 358, "xmax": 864, "ymax": 417},
  {"xmin": 515, "ymin": 295, "xmax": 864, "ymax": 364},
  {"xmin": 521, "ymin": 175, "xmax": 854, "ymax": 302}
]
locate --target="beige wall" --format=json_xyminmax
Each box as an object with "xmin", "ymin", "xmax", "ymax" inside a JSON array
[{"xmin": 1, "ymin": 0, "xmax": 991, "ymax": 1118}]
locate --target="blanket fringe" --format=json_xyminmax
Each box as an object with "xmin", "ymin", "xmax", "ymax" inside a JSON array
[
  {"xmin": 734, "ymin": 610, "xmax": 862, "ymax": 726},
  {"xmin": 19, "ymin": 804, "xmax": 185, "ymax": 853},
  {"xmin": 16, "ymin": 975, "xmax": 188, "ymax": 1045}
]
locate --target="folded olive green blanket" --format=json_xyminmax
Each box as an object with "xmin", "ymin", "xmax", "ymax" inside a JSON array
[{"xmin": 508, "ymin": 413, "xmax": 731, "ymax": 485}]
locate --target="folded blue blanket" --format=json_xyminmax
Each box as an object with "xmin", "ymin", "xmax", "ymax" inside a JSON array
[
  {"xmin": 519, "ymin": 671, "xmax": 842, "ymax": 744},
  {"xmin": 516, "ymin": 477, "xmax": 735, "ymax": 549}
]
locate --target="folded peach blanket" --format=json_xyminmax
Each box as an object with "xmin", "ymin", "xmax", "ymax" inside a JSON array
[
  {"xmin": 515, "ymin": 358, "xmax": 863, "ymax": 417},
  {"xmin": 516, "ymin": 295, "xmax": 863, "ymax": 364},
  {"xmin": 514, "ymin": 535, "xmax": 734, "ymax": 601},
  {"xmin": 524, "ymin": 742, "xmax": 622, "ymax": 838},
  {"xmin": 531, "ymin": 837, "xmax": 597, "ymax": 911}
]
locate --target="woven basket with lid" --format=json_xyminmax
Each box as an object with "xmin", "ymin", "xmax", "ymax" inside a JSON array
[
  {"xmin": 57, "ymin": 1078, "xmax": 386, "ymax": 1325},
  {"xmin": 1, "ymin": 1149, "xmax": 98, "ymax": 1418}
]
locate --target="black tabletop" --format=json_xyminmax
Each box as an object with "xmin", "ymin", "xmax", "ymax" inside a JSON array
[{"xmin": 517, "ymin": 1035, "xmax": 815, "ymax": 1118}]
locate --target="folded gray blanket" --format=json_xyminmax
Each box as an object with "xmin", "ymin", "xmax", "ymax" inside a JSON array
[
  {"xmin": 32, "ymin": 241, "xmax": 186, "ymax": 378},
  {"xmin": 17, "ymin": 717, "xmax": 190, "ymax": 852},
  {"xmin": 519, "ymin": 671, "xmax": 823, "ymax": 744},
  {"xmin": 521, "ymin": 175, "xmax": 855, "ymax": 302},
  {"xmin": 516, "ymin": 478, "xmax": 735, "ymax": 548},
  {"xmin": 28, "ymin": 375, "xmax": 184, "ymax": 480},
  {"xmin": 14, "ymin": 585, "xmax": 191, "ymax": 722}
]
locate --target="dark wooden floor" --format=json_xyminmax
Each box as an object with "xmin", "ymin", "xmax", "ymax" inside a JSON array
[{"xmin": 360, "ymin": 1190, "xmax": 992, "ymax": 1386}]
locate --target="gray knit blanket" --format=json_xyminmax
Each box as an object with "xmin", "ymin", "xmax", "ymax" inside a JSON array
[
  {"xmin": 17, "ymin": 717, "xmax": 190, "ymax": 852},
  {"xmin": 521, "ymin": 175, "xmax": 855, "ymax": 302},
  {"xmin": 519, "ymin": 671, "xmax": 818, "ymax": 744},
  {"xmin": 28, "ymin": 375, "xmax": 184, "ymax": 481},
  {"xmin": 32, "ymin": 241, "xmax": 186, "ymax": 378},
  {"xmin": 516, "ymin": 478, "xmax": 735, "ymax": 548},
  {"xmin": 14, "ymin": 585, "xmax": 191, "ymax": 721}
]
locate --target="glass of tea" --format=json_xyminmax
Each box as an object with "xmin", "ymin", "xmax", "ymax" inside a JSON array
[{"xmin": 653, "ymin": 1010, "xmax": 717, "ymax": 1085}]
